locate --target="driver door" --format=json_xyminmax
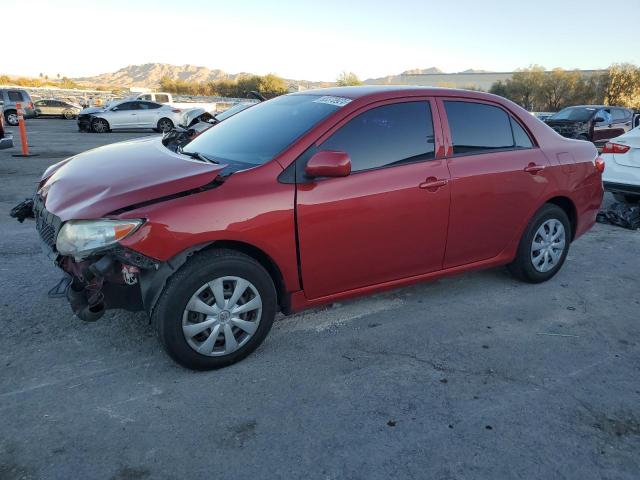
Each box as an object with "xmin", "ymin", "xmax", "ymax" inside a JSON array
[
  {"xmin": 295, "ymin": 99, "xmax": 450, "ymax": 300},
  {"xmin": 109, "ymin": 101, "xmax": 139, "ymax": 127}
]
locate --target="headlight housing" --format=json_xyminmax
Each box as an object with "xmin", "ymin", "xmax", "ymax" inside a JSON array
[{"xmin": 56, "ymin": 219, "xmax": 143, "ymax": 258}]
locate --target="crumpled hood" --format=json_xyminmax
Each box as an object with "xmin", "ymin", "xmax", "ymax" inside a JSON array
[
  {"xmin": 79, "ymin": 106, "xmax": 105, "ymax": 115},
  {"xmin": 41, "ymin": 136, "xmax": 226, "ymax": 220}
]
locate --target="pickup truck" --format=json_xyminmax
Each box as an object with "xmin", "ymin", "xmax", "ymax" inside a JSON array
[{"xmin": 129, "ymin": 92, "xmax": 216, "ymax": 113}]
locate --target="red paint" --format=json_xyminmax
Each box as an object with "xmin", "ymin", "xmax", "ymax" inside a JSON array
[
  {"xmin": 43, "ymin": 87, "xmax": 604, "ymax": 313},
  {"xmin": 305, "ymin": 150, "xmax": 351, "ymax": 178}
]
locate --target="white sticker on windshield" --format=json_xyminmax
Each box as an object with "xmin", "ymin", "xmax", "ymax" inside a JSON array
[{"xmin": 313, "ymin": 96, "xmax": 352, "ymax": 107}]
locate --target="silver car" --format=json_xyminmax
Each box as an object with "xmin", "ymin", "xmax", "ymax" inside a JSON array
[
  {"xmin": 34, "ymin": 99, "xmax": 82, "ymax": 119},
  {"xmin": 88, "ymin": 100, "xmax": 183, "ymax": 133}
]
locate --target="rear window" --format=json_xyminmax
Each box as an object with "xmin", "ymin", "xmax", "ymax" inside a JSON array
[
  {"xmin": 444, "ymin": 101, "xmax": 515, "ymax": 154},
  {"xmin": 8, "ymin": 91, "xmax": 24, "ymax": 102},
  {"xmin": 184, "ymin": 94, "xmax": 345, "ymax": 166}
]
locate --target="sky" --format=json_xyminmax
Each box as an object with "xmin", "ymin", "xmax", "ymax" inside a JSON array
[{"xmin": 4, "ymin": 0, "xmax": 639, "ymax": 82}]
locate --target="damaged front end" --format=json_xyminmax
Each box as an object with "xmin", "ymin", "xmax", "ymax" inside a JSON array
[{"xmin": 16, "ymin": 195, "xmax": 163, "ymax": 322}]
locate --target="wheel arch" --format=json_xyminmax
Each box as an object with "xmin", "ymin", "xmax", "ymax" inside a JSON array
[
  {"xmin": 203, "ymin": 240, "xmax": 288, "ymax": 311},
  {"xmin": 141, "ymin": 239, "xmax": 290, "ymax": 317},
  {"xmin": 544, "ymin": 196, "xmax": 577, "ymax": 241}
]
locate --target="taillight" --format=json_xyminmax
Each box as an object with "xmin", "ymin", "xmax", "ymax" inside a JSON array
[
  {"xmin": 601, "ymin": 142, "xmax": 630, "ymax": 154},
  {"xmin": 172, "ymin": 109, "xmax": 181, "ymax": 113},
  {"xmin": 595, "ymin": 156, "xmax": 605, "ymax": 173}
]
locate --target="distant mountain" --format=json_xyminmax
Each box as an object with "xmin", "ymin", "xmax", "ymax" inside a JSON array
[
  {"xmin": 71, "ymin": 63, "xmax": 497, "ymax": 90},
  {"xmin": 399, "ymin": 67, "xmax": 443, "ymax": 75},
  {"xmin": 364, "ymin": 67, "xmax": 494, "ymax": 85},
  {"xmin": 73, "ymin": 63, "xmax": 328, "ymax": 89}
]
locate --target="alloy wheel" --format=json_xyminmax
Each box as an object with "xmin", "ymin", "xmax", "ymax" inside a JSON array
[
  {"xmin": 158, "ymin": 119, "xmax": 173, "ymax": 132},
  {"xmin": 92, "ymin": 119, "xmax": 108, "ymax": 133},
  {"xmin": 182, "ymin": 276, "xmax": 262, "ymax": 357},
  {"xmin": 7, "ymin": 112, "xmax": 18, "ymax": 125},
  {"xmin": 530, "ymin": 219, "xmax": 566, "ymax": 273}
]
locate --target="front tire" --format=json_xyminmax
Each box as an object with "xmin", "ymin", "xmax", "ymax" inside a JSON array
[
  {"xmin": 153, "ymin": 249, "xmax": 277, "ymax": 370},
  {"xmin": 91, "ymin": 118, "xmax": 110, "ymax": 133},
  {"xmin": 157, "ymin": 117, "xmax": 174, "ymax": 133},
  {"xmin": 508, "ymin": 204, "xmax": 571, "ymax": 283}
]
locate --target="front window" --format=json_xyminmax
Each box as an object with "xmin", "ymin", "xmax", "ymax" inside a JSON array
[
  {"xmin": 183, "ymin": 95, "xmax": 345, "ymax": 166},
  {"xmin": 549, "ymin": 107, "xmax": 597, "ymax": 122}
]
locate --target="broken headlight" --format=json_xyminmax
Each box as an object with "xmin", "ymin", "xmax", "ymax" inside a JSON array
[{"xmin": 56, "ymin": 219, "xmax": 143, "ymax": 258}]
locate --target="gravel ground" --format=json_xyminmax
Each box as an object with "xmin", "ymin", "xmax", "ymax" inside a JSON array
[{"xmin": 1, "ymin": 119, "xmax": 639, "ymax": 480}]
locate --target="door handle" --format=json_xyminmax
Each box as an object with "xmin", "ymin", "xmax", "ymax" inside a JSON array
[
  {"xmin": 419, "ymin": 177, "xmax": 448, "ymax": 190},
  {"xmin": 524, "ymin": 163, "xmax": 545, "ymax": 174}
]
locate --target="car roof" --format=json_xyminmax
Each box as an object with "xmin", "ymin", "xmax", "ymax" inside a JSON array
[{"xmin": 289, "ymin": 85, "xmax": 506, "ymax": 103}]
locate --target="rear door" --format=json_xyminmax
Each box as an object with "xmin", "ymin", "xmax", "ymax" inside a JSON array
[
  {"xmin": 136, "ymin": 101, "xmax": 163, "ymax": 127},
  {"xmin": 593, "ymin": 108, "xmax": 615, "ymax": 143},
  {"xmin": 610, "ymin": 108, "xmax": 633, "ymax": 137},
  {"xmin": 296, "ymin": 98, "xmax": 451, "ymax": 299},
  {"xmin": 438, "ymin": 98, "xmax": 550, "ymax": 268}
]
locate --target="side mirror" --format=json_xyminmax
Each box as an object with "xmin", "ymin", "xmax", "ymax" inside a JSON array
[
  {"xmin": 305, "ymin": 150, "xmax": 351, "ymax": 178},
  {"xmin": 594, "ymin": 116, "xmax": 605, "ymax": 123}
]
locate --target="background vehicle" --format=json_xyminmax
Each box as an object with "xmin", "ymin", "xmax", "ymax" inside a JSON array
[
  {"xmin": 21, "ymin": 87, "xmax": 603, "ymax": 370},
  {"xmin": 81, "ymin": 99, "xmax": 183, "ymax": 133},
  {"xmin": 34, "ymin": 99, "xmax": 82, "ymax": 119},
  {"xmin": 163, "ymin": 102, "xmax": 257, "ymax": 151},
  {"xmin": 601, "ymin": 126, "xmax": 640, "ymax": 203},
  {"xmin": 0, "ymin": 88, "xmax": 37, "ymax": 125},
  {"xmin": 130, "ymin": 92, "xmax": 216, "ymax": 112},
  {"xmin": 532, "ymin": 111, "xmax": 555, "ymax": 122},
  {"xmin": 545, "ymin": 105, "xmax": 634, "ymax": 146},
  {"xmin": 0, "ymin": 101, "xmax": 14, "ymax": 149}
]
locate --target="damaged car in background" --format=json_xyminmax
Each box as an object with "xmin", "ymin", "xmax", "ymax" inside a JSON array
[
  {"xmin": 11, "ymin": 87, "xmax": 604, "ymax": 370},
  {"xmin": 163, "ymin": 100, "xmax": 258, "ymax": 151},
  {"xmin": 544, "ymin": 105, "xmax": 634, "ymax": 146}
]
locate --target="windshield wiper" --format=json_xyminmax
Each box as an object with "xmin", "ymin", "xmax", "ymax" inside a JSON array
[{"xmin": 178, "ymin": 147, "xmax": 219, "ymax": 164}]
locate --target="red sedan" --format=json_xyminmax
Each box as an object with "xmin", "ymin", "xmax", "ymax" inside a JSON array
[{"xmin": 23, "ymin": 86, "xmax": 604, "ymax": 369}]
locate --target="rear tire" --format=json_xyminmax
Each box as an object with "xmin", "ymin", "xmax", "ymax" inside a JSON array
[
  {"xmin": 5, "ymin": 110, "xmax": 18, "ymax": 126},
  {"xmin": 153, "ymin": 249, "xmax": 277, "ymax": 370},
  {"xmin": 91, "ymin": 118, "xmax": 110, "ymax": 133},
  {"xmin": 62, "ymin": 110, "xmax": 76, "ymax": 120},
  {"xmin": 612, "ymin": 193, "xmax": 640, "ymax": 204},
  {"xmin": 508, "ymin": 204, "xmax": 571, "ymax": 283}
]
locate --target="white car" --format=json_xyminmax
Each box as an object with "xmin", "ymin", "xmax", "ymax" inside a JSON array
[
  {"xmin": 602, "ymin": 126, "xmax": 640, "ymax": 203},
  {"xmin": 89, "ymin": 99, "xmax": 183, "ymax": 133}
]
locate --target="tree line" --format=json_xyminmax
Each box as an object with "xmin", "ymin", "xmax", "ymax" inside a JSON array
[
  {"xmin": 489, "ymin": 63, "xmax": 640, "ymax": 112},
  {"xmin": 159, "ymin": 74, "xmax": 289, "ymax": 98}
]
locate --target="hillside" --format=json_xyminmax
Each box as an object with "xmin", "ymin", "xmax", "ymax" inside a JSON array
[
  {"xmin": 72, "ymin": 63, "xmax": 495, "ymax": 89},
  {"xmin": 73, "ymin": 63, "xmax": 328, "ymax": 89}
]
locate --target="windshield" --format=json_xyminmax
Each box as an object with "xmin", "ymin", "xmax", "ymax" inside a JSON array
[
  {"xmin": 214, "ymin": 102, "xmax": 254, "ymax": 122},
  {"xmin": 549, "ymin": 107, "xmax": 596, "ymax": 122},
  {"xmin": 183, "ymin": 95, "xmax": 345, "ymax": 165}
]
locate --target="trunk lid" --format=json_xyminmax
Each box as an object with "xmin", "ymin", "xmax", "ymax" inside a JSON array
[{"xmin": 41, "ymin": 137, "xmax": 226, "ymax": 220}]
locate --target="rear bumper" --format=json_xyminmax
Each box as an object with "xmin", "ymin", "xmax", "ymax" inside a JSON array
[
  {"xmin": 0, "ymin": 135, "xmax": 13, "ymax": 150},
  {"xmin": 603, "ymin": 181, "xmax": 640, "ymax": 196}
]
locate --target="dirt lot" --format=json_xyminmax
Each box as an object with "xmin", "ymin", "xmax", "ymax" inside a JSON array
[{"xmin": 1, "ymin": 119, "xmax": 639, "ymax": 480}]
